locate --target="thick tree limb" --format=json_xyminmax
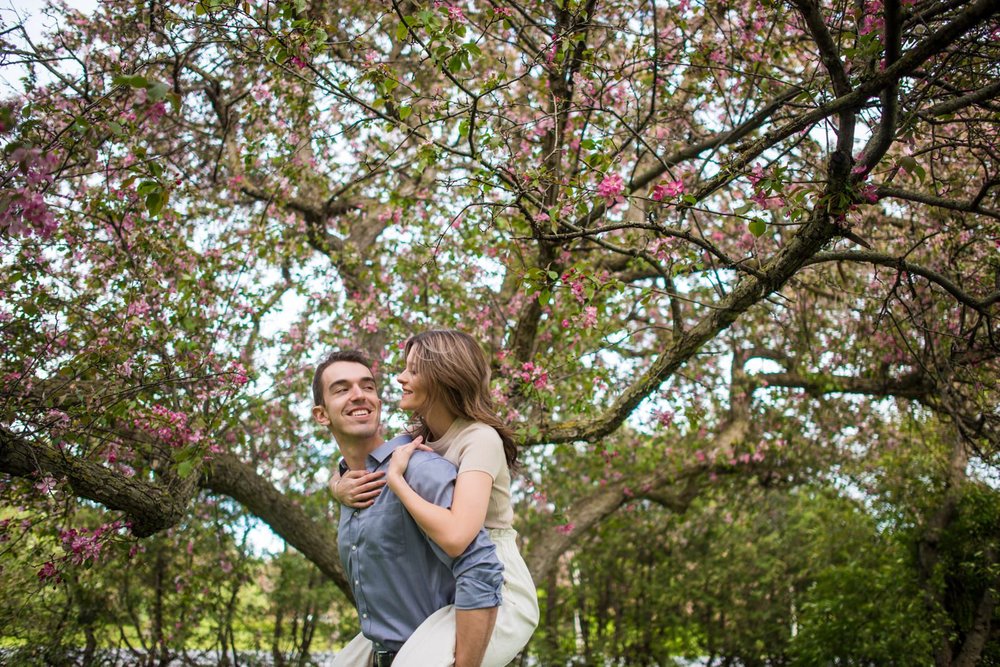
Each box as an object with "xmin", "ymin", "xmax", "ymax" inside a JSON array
[
  {"xmin": 0, "ymin": 427, "xmax": 190, "ymax": 537},
  {"xmin": 925, "ymin": 78, "xmax": 1000, "ymax": 116},
  {"xmin": 755, "ymin": 370, "xmax": 933, "ymax": 400}
]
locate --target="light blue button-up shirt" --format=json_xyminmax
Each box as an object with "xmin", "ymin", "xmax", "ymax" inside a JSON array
[{"xmin": 337, "ymin": 435, "xmax": 504, "ymax": 652}]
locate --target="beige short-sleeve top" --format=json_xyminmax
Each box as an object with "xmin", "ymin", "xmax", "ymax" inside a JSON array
[{"xmin": 426, "ymin": 419, "xmax": 513, "ymax": 529}]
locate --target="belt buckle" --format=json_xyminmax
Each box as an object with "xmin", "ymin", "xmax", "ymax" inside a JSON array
[{"xmin": 373, "ymin": 649, "xmax": 396, "ymax": 667}]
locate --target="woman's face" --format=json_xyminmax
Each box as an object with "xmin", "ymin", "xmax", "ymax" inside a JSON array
[{"xmin": 397, "ymin": 348, "xmax": 430, "ymax": 413}]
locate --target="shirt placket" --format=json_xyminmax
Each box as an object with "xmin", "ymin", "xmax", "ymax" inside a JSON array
[{"xmin": 346, "ymin": 507, "xmax": 370, "ymax": 632}]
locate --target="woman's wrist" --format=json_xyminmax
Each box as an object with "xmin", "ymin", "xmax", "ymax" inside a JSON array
[{"xmin": 386, "ymin": 470, "xmax": 405, "ymax": 491}]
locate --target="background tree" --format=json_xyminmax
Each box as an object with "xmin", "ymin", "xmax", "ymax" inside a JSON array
[{"xmin": 2, "ymin": 0, "xmax": 998, "ymax": 662}]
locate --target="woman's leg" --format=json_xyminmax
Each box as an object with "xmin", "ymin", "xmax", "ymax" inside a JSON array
[
  {"xmin": 330, "ymin": 632, "xmax": 374, "ymax": 667},
  {"xmin": 392, "ymin": 604, "xmax": 457, "ymax": 666}
]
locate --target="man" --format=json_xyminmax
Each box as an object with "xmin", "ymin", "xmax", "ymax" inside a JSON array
[{"xmin": 312, "ymin": 350, "xmax": 503, "ymax": 667}]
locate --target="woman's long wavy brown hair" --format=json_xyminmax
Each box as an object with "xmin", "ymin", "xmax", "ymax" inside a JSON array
[{"xmin": 404, "ymin": 329, "xmax": 518, "ymax": 469}]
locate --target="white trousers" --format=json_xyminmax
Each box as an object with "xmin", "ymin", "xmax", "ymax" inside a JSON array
[{"xmin": 332, "ymin": 529, "xmax": 539, "ymax": 667}]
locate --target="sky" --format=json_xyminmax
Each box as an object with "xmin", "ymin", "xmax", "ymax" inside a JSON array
[{"xmin": 1, "ymin": 0, "xmax": 95, "ymax": 94}]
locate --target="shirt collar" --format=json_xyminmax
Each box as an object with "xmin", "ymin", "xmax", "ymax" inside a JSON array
[{"xmin": 338, "ymin": 434, "xmax": 412, "ymax": 475}]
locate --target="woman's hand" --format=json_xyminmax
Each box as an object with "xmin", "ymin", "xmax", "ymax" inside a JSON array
[
  {"xmin": 329, "ymin": 469, "xmax": 386, "ymax": 509},
  {"xmin": 387, "ymin": 437, "xmax": 432, "ymax": 489}
]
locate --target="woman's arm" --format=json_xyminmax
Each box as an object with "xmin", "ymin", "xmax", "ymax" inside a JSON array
[
  {"xmin": 387, "ymin": 441, "xmax": 492, "ymax": 558},
  {"xmin": 329, "ymin": 468, "xmax": 386, "ymax": 508}
]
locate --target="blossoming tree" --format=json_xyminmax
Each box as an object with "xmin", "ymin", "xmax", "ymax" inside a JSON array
[{"xmin": 2, "ymin": 0, "xmax": 998, "ymax": 661}]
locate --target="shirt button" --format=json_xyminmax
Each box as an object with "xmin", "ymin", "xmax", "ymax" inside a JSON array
[
  {"xmin": 355, "ymin": 579, "xmax": 359, "ymax": 585},
  {"xmin": 353, "ymin": 510, "xmax": 359, "ymax": 517},
  {"xmin": 362, "ymin": 613, "xmax": 368, "ymax": 619},
  {"xmin": 351, "ymin": 545, "xmax": 357, "ymax": 551}
]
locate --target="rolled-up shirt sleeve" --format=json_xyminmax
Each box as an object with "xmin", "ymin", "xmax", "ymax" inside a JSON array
[{"xmin": 407, "ymin": 456, "xmax": 504, "ymax": 610}]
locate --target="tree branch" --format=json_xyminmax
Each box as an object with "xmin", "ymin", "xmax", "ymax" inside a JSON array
[
  {"xmin": 806, "ymin": 250, "xmax": 1000, "ymax": 310},
  {"xmin": 0, "ymin": 427, "xmax": 191, "ymax": 537}
]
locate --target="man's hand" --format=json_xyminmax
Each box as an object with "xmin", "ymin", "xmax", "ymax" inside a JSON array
[
  {"xmin": 455, "ymin": 606, "xmax": 498, "ymax": 667},
  {"xmin": 329, "ymin": 469, "xmax": 386, "ymax": 508}
]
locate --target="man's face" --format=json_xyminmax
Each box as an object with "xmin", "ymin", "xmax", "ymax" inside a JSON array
[{"xmin": 312, "ymin": 361, "xmax": 382, "ymax": 442}]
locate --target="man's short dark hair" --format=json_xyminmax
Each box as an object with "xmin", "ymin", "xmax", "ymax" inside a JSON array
[{"xmin": 312, "ymin": 350, "xmax": 375, "ymax": 406}]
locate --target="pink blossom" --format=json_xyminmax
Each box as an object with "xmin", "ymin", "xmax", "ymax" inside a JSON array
[
  {"xmin": 35, "ymin": 475, "xmax": 57, "ymax": 495},
  {"xmin": 597, "ymin": 173, "xmax": 625, "ymax": 206},
  {"xmin": 555, "ymin": 523, "xmax": 575, "ymax": 535},
  {"xmin": 447, "ymin": 5, "xmax": 465, "ymax": 22},
  {"xmin": 579, "ymin": 305, "xmax": 597, "ymax": 328},
  {"xmin": 654, "ymin": 409, "xmax": 674, "ymax": 427},
  {"xmin": 229, "ymin": 361, "xmax": 249, "ymax": 386},
  {"xmin": 652, "ymin": 179, "xmax": 684, "ymax": 201},
  {"xmin": 37, "ymin": 561, "xmax": 60, "ymax": 584},
  {"xmin": 860, "ymin": 184, "xmax": 879, "ymax": 203}
]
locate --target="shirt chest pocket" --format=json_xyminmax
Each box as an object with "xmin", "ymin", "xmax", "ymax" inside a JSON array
[{"xmin": 361, "ymin": 502, "xmax": 407, "ymax": 559}]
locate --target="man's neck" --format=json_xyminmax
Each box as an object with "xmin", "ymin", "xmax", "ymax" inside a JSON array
[{"xmin": 338, "ymin": 435, "xmax": 384, "ymax": 471}]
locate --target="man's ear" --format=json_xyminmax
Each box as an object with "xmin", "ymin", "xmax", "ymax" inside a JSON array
[{"xmin": 312, "ymin": 405, "xmax": 330, "ymax": 425}]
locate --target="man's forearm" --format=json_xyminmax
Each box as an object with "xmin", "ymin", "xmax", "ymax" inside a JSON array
[{"xmin": 455, "ymin": 606, "xmax": 498, "ymax": 667}]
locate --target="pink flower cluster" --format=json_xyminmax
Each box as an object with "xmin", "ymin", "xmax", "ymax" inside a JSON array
[
  {"xmin": 37, "ymin": 561, "xmax": 60, "ymax": 584},
  {"xmin": 60, "ymin": 526, "xmax": 106, "ymax": 565},
  {"xmin": 133, "ymin": 404, "xmax": 202, "ymax": 448},
  {"xmin": 597, "ymin": 173, "xmax": 625, "ymax": 206},
  {"xmin": 517, "ymin": 362, "xmax": 550, "ymax": 390},
  {"xmin": 228, "ymin": 361, "xmax": 249, "ymax": 386},
  {"xmin": 859, "ymin": 0, "xmax": 885, "ymax": 36},
  {"xmin": 652, "ymin": 179, "xmax": 684, "ymax": 201},
  {"xmin": 1, "ymin": 146, "xmax": 61, "ymax": 238}
]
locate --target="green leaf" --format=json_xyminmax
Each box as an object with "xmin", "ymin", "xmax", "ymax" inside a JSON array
[
  {"xmin": 898, "ymin": 155, "xmax": 917, "ymax": 173},
  {"xmin": 448, "ymin": 54, "xmax": 464, "ymax": 73},
  {"xmin": 137, "ymin": 180, "xmax": 159, "ymax": 196},
  {"xmin": 113, "ymin": 74, "xmax": 148, "ymax": 89},
  {"xmin": 464, "ymin": 42, "xmax": 481, "ymax": 57},
  {"xmin": 177, "ymin": 459, "xmax": 195, "ymax": 479},
  {"xmin": 396, "ymin": 22, "xmax": 409, "ymax": 41},
  {"xmin": 145, "ymin": 190, "xmax": 165, "ymax": 216},
  {"xmin": 398, "ymin": 105, "xmax": 413, "ymax": 120},
  {"xmin": 749, "ymin": 219, "xmax": 766, "ymax": 237},
  {"xmin": 147, "ymin": 81, "xmax": 169, "ymax": 101},
  {"xmin": 581, "ymin": 139, "xmax": 597, "ymax": 150}
]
